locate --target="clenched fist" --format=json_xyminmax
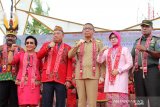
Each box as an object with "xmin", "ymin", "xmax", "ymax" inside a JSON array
[
  {"xmin": 112, "ymin": 69, "xmax": 119, "ymax": 76},
  {"xmin": 100, "ymin": 46, "xmax": 108, "ymax": 53},
  {"xmin": 11, "ymin": 44, "xmax": 18, "ymax": 51},
  {"xmin": 136, "ymin": 45, "xmax": 147, "ymax": 52},
  {"xmin": 48, "ymin": 42, "xmax": 55, "ymax": 48},
  {"xmin": 76, "ymin": 39, "xmax": 85, "ymax": 47}
]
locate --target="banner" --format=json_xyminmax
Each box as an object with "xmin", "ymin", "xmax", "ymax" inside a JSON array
[{"xmin": 17, "ymin": 30, "xmax": 160, "ymax": 51}]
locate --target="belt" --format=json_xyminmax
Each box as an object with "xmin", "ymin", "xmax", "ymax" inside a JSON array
[{"xmin": 138, "ymin": 64, "xmax": 158, "ymax": 70}]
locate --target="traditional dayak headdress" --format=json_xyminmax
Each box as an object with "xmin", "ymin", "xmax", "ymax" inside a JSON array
[{"xmin": 3, "ymin": 0, "xmax": 18, "ymax": 36}]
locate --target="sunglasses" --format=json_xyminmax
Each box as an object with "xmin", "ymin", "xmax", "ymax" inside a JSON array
[{"xmin": 26, "ymin": 42, "xmax": 34, "ymax": 45}]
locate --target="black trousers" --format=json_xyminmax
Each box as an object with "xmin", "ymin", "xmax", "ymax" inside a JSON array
[
  {"xmin": 42, "ymin": 82, "xmax": 66, "ymax": 107},
  {"xmin": 134, "ymin": 65, "xmax": 160, "ymax": 107},
  {"xmin": 0, "ymin": 80, "xmax": 18, "ymax": 107}
]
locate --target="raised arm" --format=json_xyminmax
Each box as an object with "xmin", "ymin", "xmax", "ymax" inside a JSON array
[
  {"xmin": 68, "ymin": 46, "xmax": 79, "ymax": 59},
  {"xmin": 145, "ymin": 39, "xmax": 160, "ymax": 58},
  {"xmin": 37, "ymin": 42, "xmax": 53, "ymax": 59},
  {"xmin": 68, "ymin": 39, "xmax": 84, "ymax": 58},
  {"xmin": 8, "ymin": 44, "xmax": 19, "ymax": 64},
  {"xmin": 97, "ymin": 49, "xmax": 107, "ymax": 64}
]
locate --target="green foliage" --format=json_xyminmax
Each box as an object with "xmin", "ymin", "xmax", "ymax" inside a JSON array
[{"xmin": 25, "ymin": 0, "xmax": 51, "ymax": 35}]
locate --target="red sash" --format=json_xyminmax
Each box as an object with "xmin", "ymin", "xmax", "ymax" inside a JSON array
[
  {"xmin": 46, "ymin": 43, "xmax": 64, "ymax": 79},
  {"xmin": 135, "ymin": 35, "xmax": 152, "ymax": 73},
  {"xmin": 79, "ymin": 40, "xmax": 97, "ymax": 78},
  {"xmin": 20, "ymin": 52, "xmax": 37, "ymax": 89},
  {"xmin": 107, "ymin": 46, "xmax": 122, "ymax": 84}
]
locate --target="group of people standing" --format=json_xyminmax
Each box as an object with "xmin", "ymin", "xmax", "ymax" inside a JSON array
[{"xmin": 0, "ymin": 19, "xmax": 160, "ymax": 107}]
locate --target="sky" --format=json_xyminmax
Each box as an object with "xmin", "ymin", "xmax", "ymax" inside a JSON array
[
  {"xmin": 0, "ymin": 0, "xmax": 160, "ymax": 45},
  {"xmin": 46, "ymin": 0, "xmax": 160, "ymax": 29}
]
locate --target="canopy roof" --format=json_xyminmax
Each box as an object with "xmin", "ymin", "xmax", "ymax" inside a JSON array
[{"xmin": 0, "ymin": 0, "xmax": 109, "ymax": 36}]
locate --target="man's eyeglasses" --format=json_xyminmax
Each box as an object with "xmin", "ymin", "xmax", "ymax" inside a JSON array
[
  {"xmin": 26, "ymin": 42, "xmax": 34, "ymax": 45},
  {"xmin": 53, "ymin": 32, "xmax": 63, "ymax": 35},
  {"xmin": 83, "ymin": 27, "xmax": 94, "ymax": 30}
]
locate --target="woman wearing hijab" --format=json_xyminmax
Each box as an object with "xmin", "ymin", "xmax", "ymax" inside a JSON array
[
  {"xmin": 8, "ymin": 36, "xmax": 42, "ymax": 107},
  {"xmin": 97, "ymin": 31, "xmax": 133, "ymax": 107}
]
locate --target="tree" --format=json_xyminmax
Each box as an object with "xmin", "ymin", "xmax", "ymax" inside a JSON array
[{"xmin": 25, "ymin": 0, "xmax": 51, "ymax": 35}]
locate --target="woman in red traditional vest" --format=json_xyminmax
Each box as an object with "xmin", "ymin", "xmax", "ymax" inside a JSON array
[
  {"xmin": 8, "ymin": 36, "xmax": 42, "ymax": 107},
  {"xmin": 97, "ymin": 31, "xmax": 133, "ymax": 107}
]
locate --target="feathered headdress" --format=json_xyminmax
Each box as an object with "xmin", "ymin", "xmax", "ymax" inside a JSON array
[
  {"xmin": 3, "ymin": 0, "xmax": 18, "ymax": 36},
  {"xmin": 4, "ymin": 13, "xmax": 18, "ymax": 36}
]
